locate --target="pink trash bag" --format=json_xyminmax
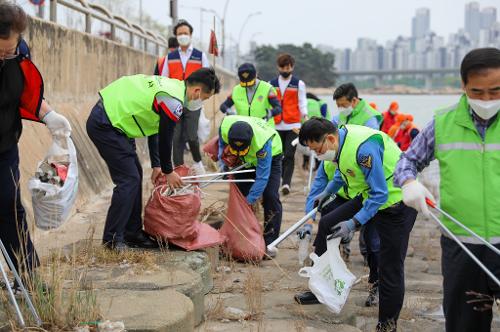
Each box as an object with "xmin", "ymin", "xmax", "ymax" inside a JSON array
[
  {"xmin": 219, "ymin": 183, "xmax": 265, "ymax": 262},
  {"xmin": 144, "ymin": 166, "xmax": 200, "ymax": 241},
  {"xmin": 144, "ymin": 165, "xmax": 224, "ymax": 250}
]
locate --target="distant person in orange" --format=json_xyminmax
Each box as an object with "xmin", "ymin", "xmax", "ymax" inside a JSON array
[
  {"xmin": 380, "ymin": 101, "xmax": 399, "ymax": 133},
  {"xmin": 389, "ymin": 114, "xmax": 419, "ymax": 151},
  {"xmin": 369, "ymin": 102, "xmax": 378, "ymax": 110}
]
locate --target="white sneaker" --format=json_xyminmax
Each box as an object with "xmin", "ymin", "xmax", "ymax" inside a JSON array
[
  {"xmin": 192, "ymin": 161, "xmax": 206, "ymax": 175},
  {"xmin": 281, "ymin": 184, "xmax": 290, "ymax": 196}
]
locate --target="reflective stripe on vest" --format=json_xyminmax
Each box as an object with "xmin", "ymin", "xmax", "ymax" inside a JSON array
[
  {"xmin": 270, "ymin": 77, "xmax": 301, "ymax": 124},
  {"xmin": 220, "ymin": 115, "xmax": 282, "ymax": 166},
  {"xmin": 167, "ymin": 49, "xmax": 203, "ymax": 80},
  {"xmin": 338, "ymin": 125, "xmax": 402, "ymax": 209},
  {"xmin": 434, "ymin": 94, "xmax": 500, "ymax": 241},
  {"xmin": 100, "ymin": 75, "xmax": 185, "ymax": 138},
  {"xmin": 339, "ymin": 99, "xmax": 382, "ymax": 127},
  {"xmin": 231, "ymin": 81, "xmax": 275, "ymax": 126}
]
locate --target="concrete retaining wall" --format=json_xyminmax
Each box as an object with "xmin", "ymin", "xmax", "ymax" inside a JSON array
[{"xmin": 18, "ymin": 17, "xmax": 235, "ymax": 222}]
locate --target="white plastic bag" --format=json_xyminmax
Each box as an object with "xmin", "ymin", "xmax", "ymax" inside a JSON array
[
  {"xmin": 298, "ymin": 237, "xmax": 356, "ymax": 313},
  {"xmin": 198, "ymin": 108, "xmax": 211, "ymax": 144},
  {"xmin": 28, "ymin": 136, "xmax": 78, "ymax": 230}
]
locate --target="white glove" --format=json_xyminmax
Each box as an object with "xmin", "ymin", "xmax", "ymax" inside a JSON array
[
  {"xmin": 401, "ymin": 180, "xmax": 435, "ymax": 217},
  {"xmin": 43, "ymin": 111, "xmax": 72, "ymax": 137}
]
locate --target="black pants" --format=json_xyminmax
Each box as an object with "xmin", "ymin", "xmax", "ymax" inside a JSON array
[
  {"xmin": 173, "ymin": 108, "xmax": 201, "ymax": 166},
  {"xmin": 86, "ymin": 103, "xmax": 143, "ymax": 243},
  {"xmin": 0, "ymin": 145, "xmax": 39, "ymax": 274},
  {"xmin": 441, "ymin": 235, "xmax": 500, "ymax": 332},
  {"xmin": 234, "ymin": 155, "xmax": 283, "ymax": 245},
  {"xmin": 278, "ymin": 130, "xmax": 297, "ymax": 187},
  {"xmin": 313, "ymin": 195, "xmax": 380, "ymax": 284},
  {"xmin": 373, "ymin": 203, "xmax": 416, "ymax": 324}
]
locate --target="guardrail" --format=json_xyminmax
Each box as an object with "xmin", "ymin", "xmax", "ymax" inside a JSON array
[{"xmin": 47, "ymin": 0, "xmax": 168, "ymax": 56}]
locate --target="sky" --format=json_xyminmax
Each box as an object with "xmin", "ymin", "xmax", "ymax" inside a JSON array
[{"xmin": 139, "ymin": 0, "xmax": 500, "ymax": 52}]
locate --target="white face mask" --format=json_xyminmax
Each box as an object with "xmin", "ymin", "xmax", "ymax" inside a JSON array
[
  {"xmin": 177, "ymin": 34, "xmax": 191, "ymax": 46},
  {"xmin": 317, "ymin": 149, "xmax": 337, "ymax": 161},
  {"xmin": 186, "ymin": 91, "xmax": 203, "ymax": 111},
  {"xmin": 339, "ymin": 106, "xmax": 353, "ymax": 117},
  {"xmin": 468, "ymin": 97, "xmax": 500, "ymax": 120}
]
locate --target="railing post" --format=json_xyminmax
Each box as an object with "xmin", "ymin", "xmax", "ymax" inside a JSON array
[
  {"xmin": 156, "ymin": 43, "xmax": 160, "ymax": 56},
  {"xmin": 129, "ymin": 32, "xmax": 134, "ymax": 48},
  {"xmin": 85, "ymin": 13, "xmax": 91, "ymax": 33},
  {"xmin": 49, "ymin": 0, "xmax": 57, "ymax": 22},
  {"xmin": 143, "ymin": 38, "xmax": 147, "ymax": 52},
  {"xmin": 110, "ymin": 23, "xmax": 116, "ymax": 41}
]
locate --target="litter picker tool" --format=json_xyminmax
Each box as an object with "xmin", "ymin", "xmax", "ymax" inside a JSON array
[
  {"xmin": 181, "ymin": 169, "xmax": 255, "ymax": 180},
  {"xmin": 199, "ymin": 163, "xmax": 251, "ymax": 189},
  {"xmin": 267, "ymin": 196, "xmax": 334, "ymax": 251},
  {"xmin": 426, "ymin": 198, "xmax": 500, "ymax": 256},
  {"xmin": 183, "ymin": 179, "xmax": 255, "ymax": 184},
  {"xmin": 426, "ymin": 209, "xmax": 500, "ymax": 288},
  {"xmin": 0, "ymin": 238, "xmax": 42, "ymax": 327},
  {"xmin": 307, "ymin": 151, "xmax": 316, "ymax": 192}
]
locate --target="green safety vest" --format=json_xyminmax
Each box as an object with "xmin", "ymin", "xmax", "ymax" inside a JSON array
[
  {"xmin": 220, "ymin": 115, "xmax": 282, "ymax": 166},
  {"xmin": 307, "ymin": 98, "xmax": 331, "ymax": 120},
  {"xmin": 434, "ymin": 94, "xmax": 500, "ymax": 243},
  {"xmin": 100, "ymin": 74, "xmax": 185, "ymax": 138},
  {"xmin": 231, "ymin": 81, "xmax": 276, "ymax": 126},
  {"xmin": 323, "ymin": 161, "xmax": 350, "ymax": 199},
  {"xmin": 337, "ymin": 125, "xmax": 402, "ymax": 209},
  {"xmin": 339, "ymin": 99, "xmax": 382, "ymax": 127}
]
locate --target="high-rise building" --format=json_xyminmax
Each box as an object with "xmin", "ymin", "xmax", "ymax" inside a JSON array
[
  {"xmin": 465, "ymin": 2, "xmax": 481, "ymax": 42},
  {"xmin": 412, "ymin": 8, "xmax": 431, "ymax": 39},
  {"xmin": 481, "ymin": 7, "xmax": 497, "ymax": 30}
]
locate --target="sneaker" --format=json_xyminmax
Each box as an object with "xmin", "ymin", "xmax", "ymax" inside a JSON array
[
  {"xmin": 281, "ymin": 184, "xmax": 290, "ymax": 196},
  {"xmin": 365, "ymin": 282, "xmax": 379, "ymax": 307},
  {"xmin": 192, "ymin": 161, "xmax": 206, "ymax": 175}
]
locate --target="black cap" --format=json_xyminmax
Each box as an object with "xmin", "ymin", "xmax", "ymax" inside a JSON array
[
  {"xmin": 238, "ymin": 63, "xmax": 256, "ymax": 83},
  {"xmin": 228, "ymin": 121, "xmax": 253, "ymax": 151}
]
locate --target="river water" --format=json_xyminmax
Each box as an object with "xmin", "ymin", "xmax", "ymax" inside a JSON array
[{"xmin": 321, "ymin": 94, "xmax": 461, "ymax": 127}]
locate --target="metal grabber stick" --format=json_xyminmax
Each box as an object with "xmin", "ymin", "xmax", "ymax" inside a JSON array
[
  {"xmin": 426, "ymin": 198, "xmax": 500, "ymax": 256},
  {"xmin": 267, "ymin": 196, "xmax": 335, "ymax": 251},
  {"xmin": 199, "ymin": 162, "xmax": 251, "ymax": 189},
  {"xmin": 0, "ymin": 238, "xmax": 42, "ymax": 326},
  {"xmin": 425, "ymin": 200, "xmax": 500, "ymax": 288}
]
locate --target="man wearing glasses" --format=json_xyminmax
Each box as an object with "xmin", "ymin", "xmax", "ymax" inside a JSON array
[{"xmin": 0, "ymin": 3, "xmax": 71, "ymax": 289}]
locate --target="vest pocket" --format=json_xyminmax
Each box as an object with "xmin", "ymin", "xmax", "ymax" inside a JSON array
[{"xmin": 131, "ymin": 115, "xmax": 146, "ymax": 136}]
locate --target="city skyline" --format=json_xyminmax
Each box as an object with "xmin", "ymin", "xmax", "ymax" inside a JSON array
[{"xmin": 327, "ymin": 2, "xmax": 499, "ymax": 72}]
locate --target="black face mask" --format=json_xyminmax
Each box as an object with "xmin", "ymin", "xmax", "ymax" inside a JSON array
[{"xmin": 279, "ymin": 71, "xmax": 292, "ymax": 79}]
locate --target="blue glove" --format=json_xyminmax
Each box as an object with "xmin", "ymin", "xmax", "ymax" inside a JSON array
[
  {"xmin": 297, "ymin": 223, "xmax": 313, "ymax": 240},
  {"xmin": 314, "ymin": 191, "xmax": 333, "ymax": 213},
  {"xmin": 328, "ymin": 219, "xmax": 356, "ymax": 240}
]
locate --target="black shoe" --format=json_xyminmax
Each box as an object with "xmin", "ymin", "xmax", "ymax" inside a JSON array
[
  {"xmin": 376, "ymin": 319, "xmax": 397, "ymax": 332},
  {"xmin": 365, "ymin": 282, "xmax": 379, "ymax": 307},
  {"xmin": 294, "ymin": 291, "xmax": 320, "ymax": 305},
  {"xmin": 103, "ymin": 241, "xmax": 129, "ymax": 253},
  {"xmin": 125, "ymin": 231, "xmax": 159, "ymax": 249}
]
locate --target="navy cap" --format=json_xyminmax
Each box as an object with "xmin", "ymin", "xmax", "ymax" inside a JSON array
[
  {"xmin": 228, "ymin": 121, "xmax": 253, "ymax": 151},
  {"xmin": 238, "ymin": 63, "xmax": 257, "ymax": 83}
]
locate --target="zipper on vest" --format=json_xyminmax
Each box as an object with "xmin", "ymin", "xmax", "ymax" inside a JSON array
[{"xmin": 131, "ymin": 115, "xmax": 146, "ymax": 136}]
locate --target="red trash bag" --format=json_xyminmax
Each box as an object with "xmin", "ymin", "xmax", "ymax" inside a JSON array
[
  {"xmin": 170, "ymin": 223, "xmax": 224, "ymax": 251},
  {"xmin": 219, "ymin": 183, "xmax": 265, "ymax": 262},
  {"xmin": 203, "ymin": 135, "xmax": 220, "ymax": 162},
  {"xmin": 144, "ymin": 166, "xmax": 200, "ymax": 241}
]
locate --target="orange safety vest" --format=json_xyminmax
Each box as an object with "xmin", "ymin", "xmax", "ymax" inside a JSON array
[
  {"xmin": 381, "ymin": 111, "xmax": 397, "ymax": 134},
  {"xmin": 157, "ymin": 48, "xmax": 203, "ymax": 81},
  {"xmin": 393, "ymin": 123, "xmax": 418, "ymax": 151},
  {"xmin": 270, "ymin": 76, "xmax": 301, "ymax": 124}
]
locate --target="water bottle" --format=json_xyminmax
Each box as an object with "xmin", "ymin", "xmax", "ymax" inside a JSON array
[{"xmin": 298, "ymin": 233, "xmax": 311, "ymax": 265}]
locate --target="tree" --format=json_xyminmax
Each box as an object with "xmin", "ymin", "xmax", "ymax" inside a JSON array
[{"xmin": 254, "ymin": 43, "xmax": 337, "ymax": 87}]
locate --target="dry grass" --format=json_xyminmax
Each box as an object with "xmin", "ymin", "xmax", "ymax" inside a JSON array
[{"xmin": 243, "ymin": 265, "xmax": 263, "ymax": 319}]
